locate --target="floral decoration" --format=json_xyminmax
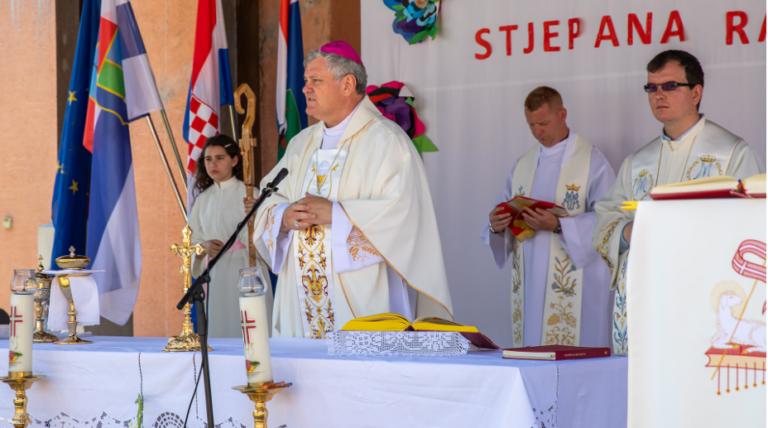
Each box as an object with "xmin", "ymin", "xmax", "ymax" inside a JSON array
[
  {"xmin": 383, "ymin": 0, "xmax": 441, "ymax": 45},
  {"xmin": 366, "ymin": 81, "xmax": 437, "ymax": 153}
]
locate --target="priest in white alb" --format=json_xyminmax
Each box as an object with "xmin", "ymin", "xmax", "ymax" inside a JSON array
[
  {"xmin": 592, "ymin": 50, "xmax": 765, "ymax": 355},
  {"xmin": 249, "ymin": 41, "xmax": 453, "ymax": 338},
  {"xmin": 481, "ymin": 87, "xmax": 616, "ymax": 348}
]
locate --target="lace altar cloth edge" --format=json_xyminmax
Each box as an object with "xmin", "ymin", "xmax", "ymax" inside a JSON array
[{"xmin": 326, "ymin": 330, "xmax": 474, "ymax": 356}]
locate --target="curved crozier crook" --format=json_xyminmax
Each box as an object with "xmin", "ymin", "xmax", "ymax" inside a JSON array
[{"xmin": 235, "ymin": 83, "xmax": 257, "ymax": 142}]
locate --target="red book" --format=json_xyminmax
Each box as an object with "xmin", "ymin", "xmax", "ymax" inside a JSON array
[
  {"xmin": 496, "ymin": 196, "xmax": 568, "ymax": 242},
  {"xmin": 502, "ymin": 345, "xmax": 611, "ymax": 361},
  {"xmin": 648, "ymin": 174, "xmax": 766, "ymax": 200}
]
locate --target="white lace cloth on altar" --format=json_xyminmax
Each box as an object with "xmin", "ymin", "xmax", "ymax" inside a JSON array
[{"xmin": 326, "ymin": 330, "xmax": 475, "ymax": 356}]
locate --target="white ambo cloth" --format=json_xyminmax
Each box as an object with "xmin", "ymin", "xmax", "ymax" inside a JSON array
[{"xmin": 43, "ymin": 270, "xmax": 102, "ymax": 331}]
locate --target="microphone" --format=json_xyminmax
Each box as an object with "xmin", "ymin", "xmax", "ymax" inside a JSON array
[{"xmin": 267, "ymin": 168, "xmax": 289, "ymax": 190}]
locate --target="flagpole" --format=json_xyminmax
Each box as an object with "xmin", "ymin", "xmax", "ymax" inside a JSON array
[
  {"xmin": 227, "ymin": 104, "xmax": 239, "ymax": 141},
  {"xmin": 145, "ymin": 114, "xmax": 188, "ymax": 222},
  {"xmin": 159, "ymin": 109, "xmax": 188, "ymax": 189}
]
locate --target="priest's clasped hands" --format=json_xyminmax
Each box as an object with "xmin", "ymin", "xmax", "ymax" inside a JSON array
[
  {"xmin": 244, "ymin": 193, "xmax": 333, "ymax": 234},
  {"xmin": 488, "ymin": 206, "xmax": 559, "ymax": 232}
]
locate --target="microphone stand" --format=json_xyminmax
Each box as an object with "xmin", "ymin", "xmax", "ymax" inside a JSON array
[{"xmin": 177, "ymin": 169, "xmax": 287, "ymax": 428}]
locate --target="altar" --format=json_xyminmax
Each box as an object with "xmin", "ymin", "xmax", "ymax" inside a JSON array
[{"xmin": 0, "ymin": 337, "xmax": 627, "ymax": 428}]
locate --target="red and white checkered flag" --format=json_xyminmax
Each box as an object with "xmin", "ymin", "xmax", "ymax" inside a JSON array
[{"xmin": 186, "ymin": 95, "xmax": 220, "ymax": 175}]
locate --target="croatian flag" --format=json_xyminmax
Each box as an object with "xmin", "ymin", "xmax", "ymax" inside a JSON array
[
  {"xmin": 183, "ymin": 0, "xmax": 234, "ymax": 209},
  {"xmin": 276, "ymin": 0, "xmax": 307, "ymax": 162},
  {"xmin": 83, "ymin": 0, "xmax": 163, "ymax": 325}
]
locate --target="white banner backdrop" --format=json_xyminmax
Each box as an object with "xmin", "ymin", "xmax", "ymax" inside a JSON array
[{"xmin": 362, "ymin": 0, "xmax": 766, "ymax": 347}]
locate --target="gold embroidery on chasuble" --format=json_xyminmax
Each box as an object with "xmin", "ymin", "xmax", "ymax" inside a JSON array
[
  {"xmin": 292, "ymin": 141, "xmax": 350, "ymax": 339},
  {"xmin": 347, "ymin": 226, "xmax": 380, "ymax": 264},
  {"xmin": 265, "ymin": 207, "xmax": 276, "ymax": 254}
]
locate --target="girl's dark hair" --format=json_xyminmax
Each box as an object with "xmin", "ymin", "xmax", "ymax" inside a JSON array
[{"xmin": 193, "ymin": 134, "xmax": 243, "ymax": 196}]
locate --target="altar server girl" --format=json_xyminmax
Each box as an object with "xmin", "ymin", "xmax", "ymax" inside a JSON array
[{"xmin": 189, "ymin": 135, "xmax": 273, "ymax": 338}]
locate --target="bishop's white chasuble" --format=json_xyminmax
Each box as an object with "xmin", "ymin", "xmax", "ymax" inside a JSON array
[
  {"xmin": 509, "ymin": 136, "xmax": 592, "ymax": 347},
  {"xmin": 593, "ymin": 117, "xmax": 765, "ymax": 355},
  {"xmin": 254, "ymin": 97, "xmax": 453, "ymax": 338}
]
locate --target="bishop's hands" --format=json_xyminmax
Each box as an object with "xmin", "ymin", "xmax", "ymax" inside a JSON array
[
  {"xmin": 279, "ymin": 193, "xmax": 333, "ymax": 233},
  {"xmin": 521, "ymin": 208, "xmax": 559, "ymax": 232}
]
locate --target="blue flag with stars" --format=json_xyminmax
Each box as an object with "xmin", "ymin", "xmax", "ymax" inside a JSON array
[{"xmin": 50, "ymin": 0, "xmax": 102, "ymax": 264}]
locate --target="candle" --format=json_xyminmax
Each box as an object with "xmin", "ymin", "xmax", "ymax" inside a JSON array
[
  {"xmin": 239, "ymin": 293, "xmax": 273, "ymax": 384},
  {"xmin": 9, "ymin": 293, "xmax": 34, "ymax": 375},
  {"xmin": 237, "ymin": 266, "xmax": 273, "ymax": 385}
]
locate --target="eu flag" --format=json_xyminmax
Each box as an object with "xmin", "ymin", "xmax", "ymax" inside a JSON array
[{"xmin": 50, "ymin": 0, "xmax": 102, "ymax": 264}]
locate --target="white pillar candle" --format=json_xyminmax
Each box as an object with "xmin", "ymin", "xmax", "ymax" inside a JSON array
[
  {"xmin": 9, "ymin": 293, "xmax": 34, "ymax": 375},
  {"xmin": 239, "ymin": 293, "xmax": 273, "ymax": 384}
]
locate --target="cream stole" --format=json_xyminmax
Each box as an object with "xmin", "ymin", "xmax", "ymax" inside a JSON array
[
  {"xmin": 509, "ymin": 135, "xmax": 592, "ymax": 347},
  {"xmin": 291, "ymin": 144, "xmax": 350, "ymax": 339}
]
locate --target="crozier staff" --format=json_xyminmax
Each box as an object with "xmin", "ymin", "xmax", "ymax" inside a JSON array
[{"xmin": 188, "ymin": 135, "xmax": 273, "ymax": 338}]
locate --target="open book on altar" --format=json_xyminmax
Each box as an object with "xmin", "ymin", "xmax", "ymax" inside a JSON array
[
  {"xmin": 649, "ymin": 174, "xmax": 766, "ymax": 200},
  {"xmin": 496, "ymin": 196, "xmax": 569, "ymax": 242},
  {"xmin": 341, "ymin": 313, "xmax": 500, "ymax": 349}
]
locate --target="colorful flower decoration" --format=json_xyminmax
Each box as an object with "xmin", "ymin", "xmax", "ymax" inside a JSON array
[
  {"xmin": 383, "ymin": 0, "xmax": 441, "ymax": 45},
  {"xmin": 367, "ymin": 81, "xmax": 437, "ymax": 153}
]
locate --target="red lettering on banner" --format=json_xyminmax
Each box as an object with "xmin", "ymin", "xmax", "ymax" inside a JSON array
[
  {"xmin": 726, "ymin": 11, "xmax": 749, "ymax": 45},
  {"xmin": 475, "ymin": 28, "xmax": 492, "ymax": 60},
  {"xmin": 543, "ymin": 20, "xmax": 560, "ymax": 52},
  {"xmin": 628, "ymin": 13, "xmax": 652, "ymax": 45},
  {"xmin": 499, "ymin": 25, "xmax": 519, "ymax": 56},
  {"xmin": 524, "ymin": 22, "xmax": 534, "ymax": 54},
  {"xmin": 595, "ymin": 15, "xmax": 619, "ymax": 48},
  {"xmin": 660, "ymin": 10, "xmax": 685, "ymax": 43},
  {"xmin": 568, "ymin": 18, "xmax": 581, "ymax": 50},
  {"xmin": 760, "ymin": 15, "xmax": 766, "ymax": 42}
]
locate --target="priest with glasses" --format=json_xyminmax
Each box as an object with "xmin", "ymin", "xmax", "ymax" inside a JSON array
[{"xmin": 592, "ymin": 49, "xmax": 765, "ymax": 355}]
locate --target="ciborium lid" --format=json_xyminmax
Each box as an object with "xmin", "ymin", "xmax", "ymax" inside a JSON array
[{"xmin": 54, "ymin": 246, "xmax": 90, "ymax": 270}]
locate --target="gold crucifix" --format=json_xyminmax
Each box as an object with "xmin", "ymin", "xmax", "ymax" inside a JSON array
[{"xmin": 164, "ymin": 225, "xmax": 209, "ymax": 352}]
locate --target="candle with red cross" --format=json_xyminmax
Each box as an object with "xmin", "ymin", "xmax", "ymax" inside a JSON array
[
  {"xmin": 9, "ymin": 270, "xmax": 37, "ymax": 376},
  {"xmin": 237, "ymin": 266, "xmax": 273, "ymax": 385}
]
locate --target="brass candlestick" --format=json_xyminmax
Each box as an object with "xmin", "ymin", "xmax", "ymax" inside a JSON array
[
  {"xmin": 0, "ymin": 374, "xmax": 45, "ymax": 428},
  {"xmin": 52, "ymin": 276, "xmax": 91, "ymax": 345},
  {"xmin": 33, "ymin": 256, "xmax": 56, "ymax": 343},
  {"xmin": 164, "ymin": 226, "xmax": 211, "ymax": 352},
  {"xmin": 232, "ymin": 381, "xmax": 292, "ymax": 428}
]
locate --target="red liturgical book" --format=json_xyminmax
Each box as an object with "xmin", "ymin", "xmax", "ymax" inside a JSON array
[
  {"xmin": 496, "ymin": 196, "xmax": 568, "ymax": 242},
  {"xmin": 502, "ymin": 345, "xmax": 611, "ymax": 361},
  {"xmin": 649, "ymin": 174, "xmax": 766, "ymax": 200}
]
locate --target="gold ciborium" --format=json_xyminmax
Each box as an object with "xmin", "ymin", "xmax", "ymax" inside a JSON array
[
  {"xmin": 164, "ymin": 226, "xmax": 211, "ymax": 352},
  {"xmin": 233, "ymin": 381, "xmax": 292, "ymax": 428},
  {"xmin": 0, "ymin": 374, "xmax": 45, "ymax": 428},
  {"xmin": 53, "ymin": 247, "xmax": 91, "ymax": 345},
  {"xmin": 33, "ymin": 256, "xmax": 57, "ymax": 343}
]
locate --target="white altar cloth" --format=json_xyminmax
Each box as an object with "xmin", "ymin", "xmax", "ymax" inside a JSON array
[{"xmin": 0, "ymin": 337, "xmax": 627, "ymax": 428}]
